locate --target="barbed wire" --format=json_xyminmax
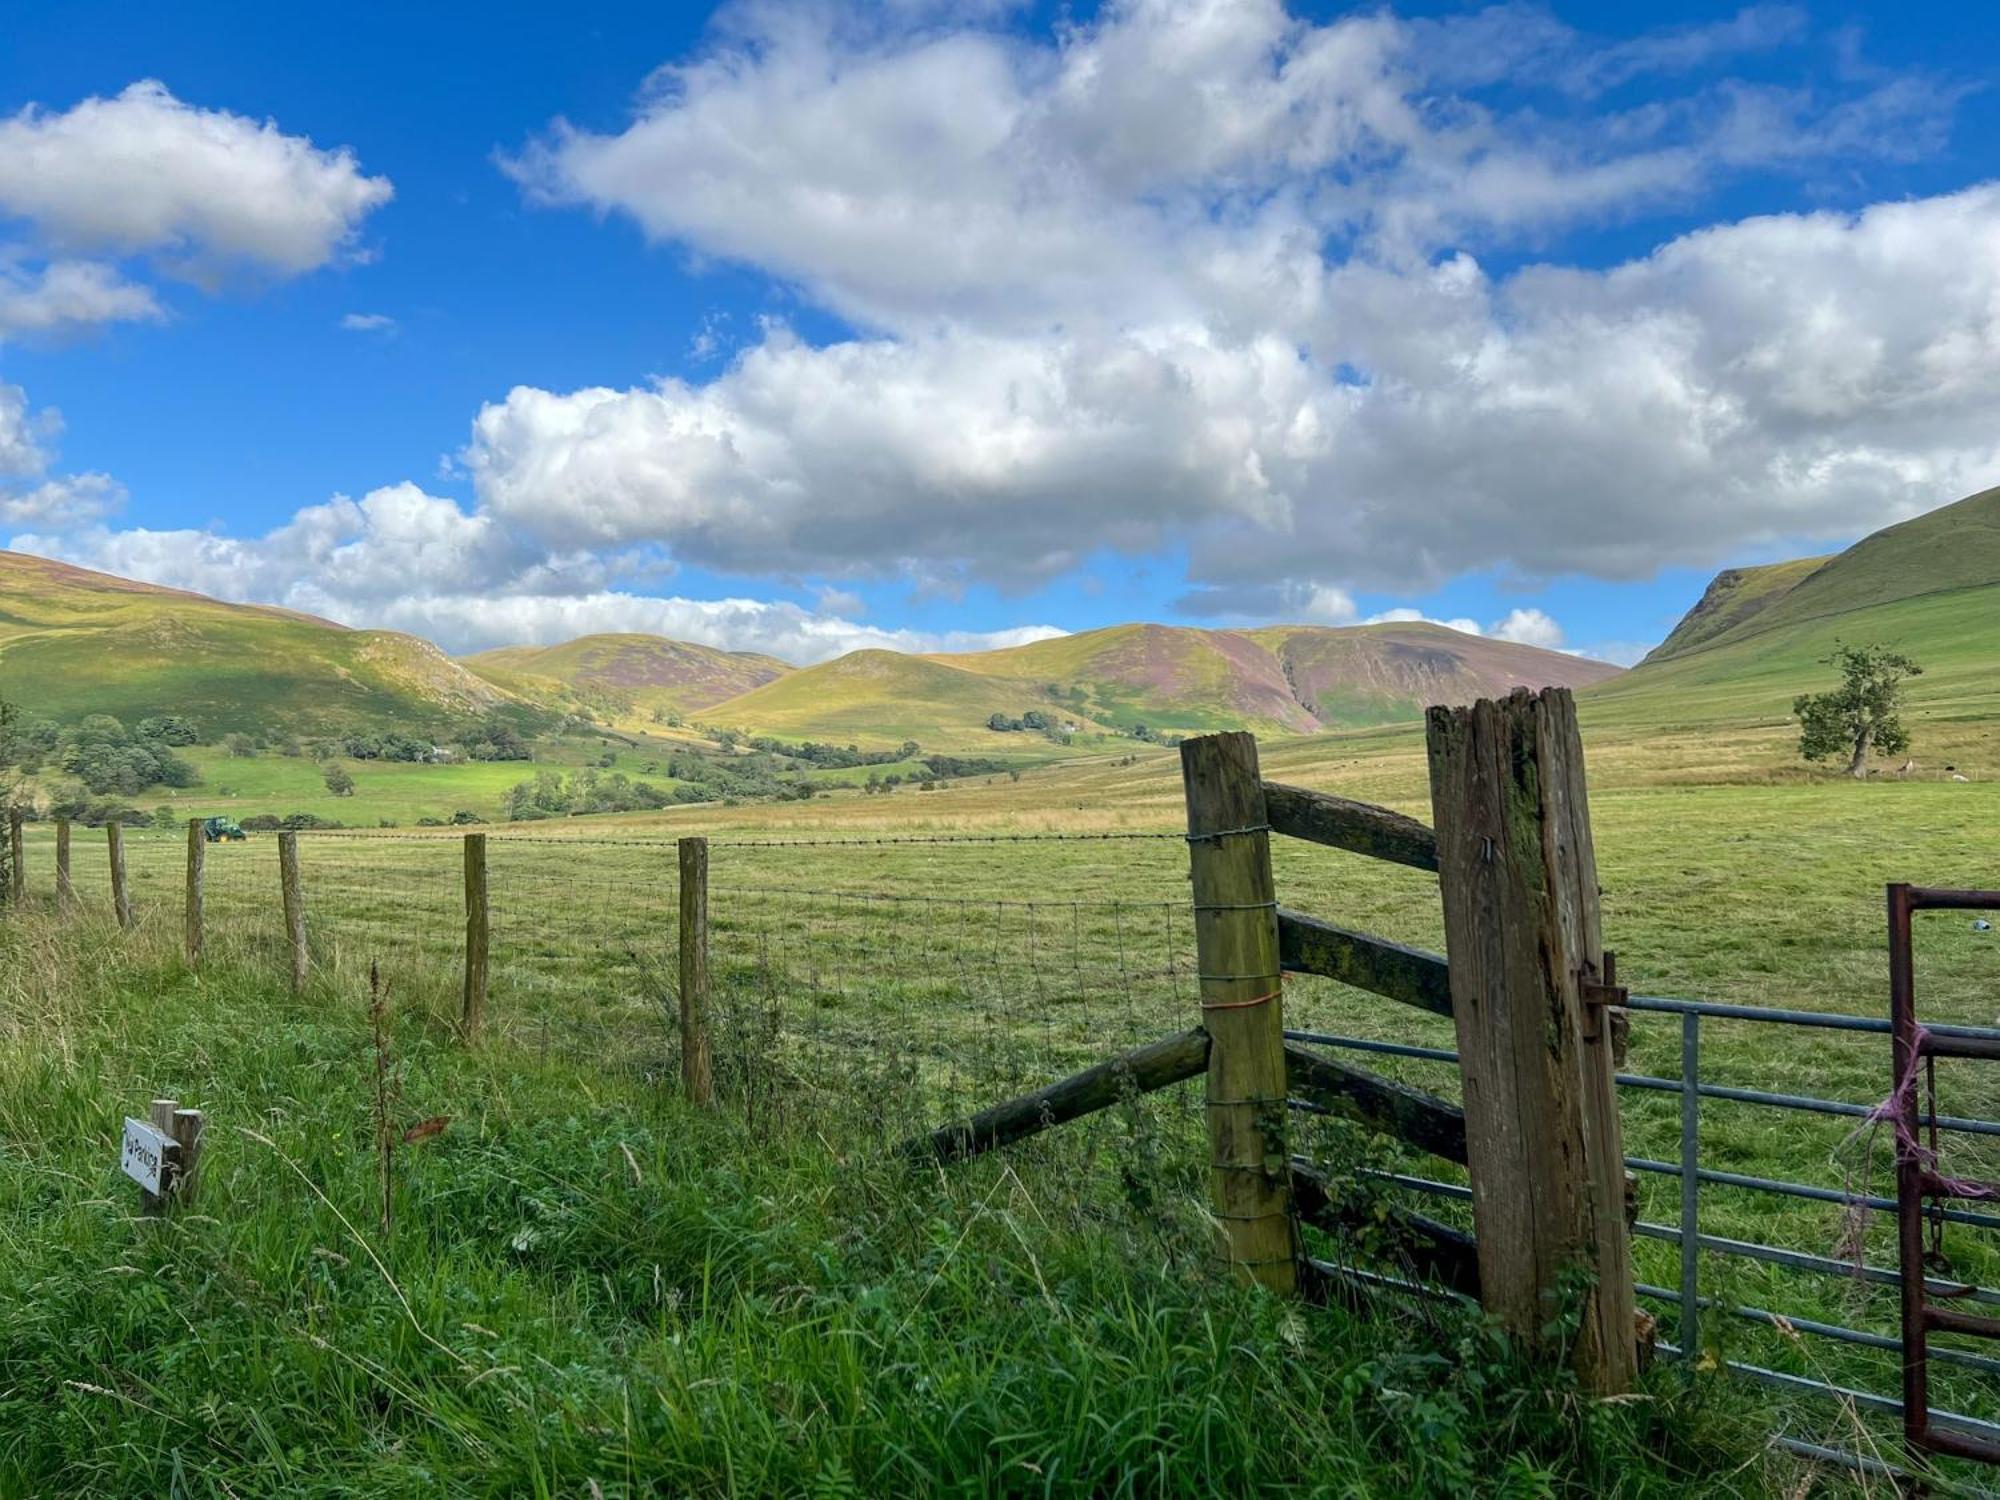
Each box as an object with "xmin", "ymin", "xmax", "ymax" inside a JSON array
[{"xmin": 283, "ymin": 828, "xmax": 1188, "ymax": 849}]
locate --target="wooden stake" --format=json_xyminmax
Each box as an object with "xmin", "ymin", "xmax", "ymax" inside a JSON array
[
  {"xmin": 141, "ymin": 1097, "xmax": 178, "ymax": 1215},
  {"xmin": 461, "ymin": 832, "xmax": 489, "ymax": 1039},
  {"xmin": 678, "ymin": 836, "xmax": 714, "ymax": 1105},
  {"xmin": 1425, "ymin": 687, "xmax": 1637, "ymax": 1395},
  {"xmin": 169, "ymin": 1108, "xmax": 205, "ymax": 1206},
  {"xmin": 1181, "ymin": 731, "xmax": 1296, "ymax": 1295},
  {"xmin": 184, "ymin": 819, "xmax": 205, "ymax": 967},
  {"xmin": 55, "ymin": 818, "xmax": 72, "ymax": 908},
  {"xmin": 279, "ymin": 831, "xmax": 309, "ymax": 993},
  {"xmin": 108, "ymin": 822, "xmax": 133, "ymax": 930},
  {"xmin": 6, "ymin": 808, "xmax": 22, "ymax": 905}
]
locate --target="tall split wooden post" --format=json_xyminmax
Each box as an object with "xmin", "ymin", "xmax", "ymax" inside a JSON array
[
  {"xmin": 461, "ymin": 832, "xmax": 489, "ymax": 1039},
  {"xmin": 55, "ymin": 818, "xmax": 72, "ymax": 908},
  {"xmin": 184, "ymin": 819, "xmax": 205, "ymax": 967},
  {"xmin": 6, "ymin": 808, "xmax": 23, "ymax": 906},
  {"xmin": 1425, "ymin": 686, "xmax": 1637, "ymax": 1395},
  {"xmin": 108, "ymin": 821, "xmax": 133, "ymax": 930},
  {"xmin": 1181, "ymin": 732, "xmax": 1296, "ymax": 1294},
  {"xmin": 278, "ymin": 831, "xmax": 309, "ymax": 993},
  {"xmin": 678, "ymin": 836, "xmax": 714, "ymax": 1106}
]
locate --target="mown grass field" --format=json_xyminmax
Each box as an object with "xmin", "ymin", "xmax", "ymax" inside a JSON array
[{"xmin": 4, "ymin": 711, "xmax": 1996, "ymax": 1494}]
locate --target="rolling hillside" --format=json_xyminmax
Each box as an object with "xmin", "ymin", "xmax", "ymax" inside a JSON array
[
  {"xmin": 699, "ymin": 650, "xmax": 1108, "ymax": 751},
  {"xmin": 935, "ymin": 621, "xmax": 1618, "ymax": 738},
  {"xmin": 0, "ymin": 551, "xmax": 517, "ymax": 735},
  {"xmin": 705, "ymin": 621, "xmax": 1617, "ymax": 752},
  {"xmin": 464, "ymin": 634, "xmax": 790, "ymax": 714},
  {"xmin": 1584, "ymin": 485, "xmax": 2000, "ymax": 741}
]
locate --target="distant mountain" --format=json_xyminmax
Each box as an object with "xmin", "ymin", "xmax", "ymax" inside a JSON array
[
  {"xmin": 0, "ymin": 550, "xmax": 514, "ymax": 735},
  {"xmin": 1586, "ymin": 485, "xmax": 2000, "ymax": 732},
  {"xmin": 936, "ymin": 622, "xmax": 1620, "ymax": 740},
  {"xmin": 0, "ymin": 549, "xmax": 1619, "ymax": 754},
  {"xmin": 463, "ymin": 633, "xmax": 790, "ymax": 714},
  {"xmin": 694, "ymin": 621, "xmax": 1614, "ymax": 751}
]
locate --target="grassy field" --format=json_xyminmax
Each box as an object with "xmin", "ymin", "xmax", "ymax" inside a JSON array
[{"xmin": 4, "ymin": 709, "xmax": 1996, "ymax": 1493}]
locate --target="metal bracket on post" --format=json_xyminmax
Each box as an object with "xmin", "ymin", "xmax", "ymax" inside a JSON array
[{"xmin": 1580, "ymin": 950, "xmax": 1630, "ymax": 1063}]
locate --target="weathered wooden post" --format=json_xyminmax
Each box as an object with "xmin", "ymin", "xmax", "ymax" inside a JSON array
[
  {"xmin": 55, "ymin": 818, "xmax": 72, "ymax": 908},
  {"xmin": 6, "ymin": 808, "xmax": 22, "ymax": 905},
  {"xmin": 678, "ymin": 836, "xmax": 715, "ymax": 1106},
  {"xmin": 130, "ymin": 1096, "xmax": 204, "ymax": 1214},
  {"xmin": 108, "ymin": 822, "xmax": 133, "ymax": 930},
  {"xmin": 1181, "ymin": 732, "xmax": 1296, "ymax": 1294},
  {"xmin": 1425, "ymin": 687, "xmax": 1637, "ymax": 1394},
  {"xmin": 461, "ymin": 832, "xmax": 489, "ymax": 1039},
  {"xmin": 184, "ymin": 819, "xmax": 205, "ymax": 967},
  {"xmin": 278, "ymin": 831, "xmax": 309, "ymax": 993}
]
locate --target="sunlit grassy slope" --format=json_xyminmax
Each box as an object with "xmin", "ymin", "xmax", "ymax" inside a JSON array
[
  {"xmin": 1584, "ymin": 485, "xmax": 2000, "ymax": 769},
  {"xmin": 0, "ymin": 551, "xmax": 513, "ymax": 735},
  {"xmin": 463, "ymin": 633, "xmax": 789, "ymax": 714}
]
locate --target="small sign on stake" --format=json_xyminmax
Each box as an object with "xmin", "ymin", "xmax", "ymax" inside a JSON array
[
  {"xmin": 121, "ymin": 1098, "xmax": 204, "ymax": 1212},
  {"xmin": 121, "ymin": 1116, "xmax": 175, "ymax": 1196}
]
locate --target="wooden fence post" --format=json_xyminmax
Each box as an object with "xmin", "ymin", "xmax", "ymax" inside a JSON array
[
  {"xmin": 6, "ymin": 808, "xmax": 22, "ymax": 905},
  {"xmin": 108, "ymin": 822, "xmax": 133, "ymax": 930},
  {"xmin": 141, "ymin": 1097, "xmax": 178, "ymax": 1215},
  {"xmin": 461, "ymin": 832, "xmax": 489, "ymax": 1039},
  {"xmin": 678, "ymin": 836, "xmax": 714, "ymax": 1105},
  {"xmin": 1425, "ymin": 687, "xmax": 1637, "ymax": 1394},
  {"xmin": 1181, "ymin": 732, "xmax": 1296, "ymax": 1295},
  {"xmin": 279, "ymin": 831, "xmax": 309, "ymax": 993},
  {"xmin": 56, "ymin": 818, "xmax": 72, "ymax": 908},
  {"xmin": 184, "ymin": 819, "xmax": 205, "ymax": 967}
]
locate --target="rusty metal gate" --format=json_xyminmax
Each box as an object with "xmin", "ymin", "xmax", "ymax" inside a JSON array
[{"xmin": 1890, "ymin": 882, "xmax": 2000, "ymax": 1470}]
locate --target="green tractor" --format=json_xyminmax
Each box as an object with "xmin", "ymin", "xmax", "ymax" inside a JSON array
[{"xmin": 202, "ymin": 816, "xmax": 248, "ymax": 843}]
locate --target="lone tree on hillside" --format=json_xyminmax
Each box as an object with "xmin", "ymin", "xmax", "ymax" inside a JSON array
[
  {"xmin": 1793, "ymin": 643, "xmax": 1922, "ymax": 778},
  {"xmin": 323, "ymin": 763, "xmax": 357, "ymax": 798}
]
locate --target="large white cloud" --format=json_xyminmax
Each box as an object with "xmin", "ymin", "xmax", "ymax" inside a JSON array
[
  {"xmin": 0, "ymin": 81, "xmax": 392, "ymax": 278},
  {"xmin": 480, "ymin": 0, "xmax": 1991, "ymax": 614},
  {"xmin": 469, "ymin": 182, "xmax": 2000, "ymax": 598},
  {"xmin": 11, "ymin": 482, "xmax": 1064, "ymax": 662}
]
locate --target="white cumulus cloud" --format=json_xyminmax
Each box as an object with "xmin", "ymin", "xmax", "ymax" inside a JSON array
[
  {"xmin": 477, "ymin": 0, "xmax": 1993, "ymax": 615},
  {"xmin": 0, "ymin": 81, "xmax": 392, "ymax": 278}
]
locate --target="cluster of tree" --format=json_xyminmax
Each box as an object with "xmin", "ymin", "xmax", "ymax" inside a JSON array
[
  {"xmin": 7, "ymin": 714, "xmax": 203, "ymax": 795},
  {"xmin": 986, "ymin": 710, "xmax": 1053, "ymax": 733},
  {"xmin": 239, "ymin": 811, "xmax": 346, "ymax": 832},
  {"xmin": 746, "ymin": 737, "xmax": 919, "ymax": 768},
  {"xmin": 503, "ymin": 768, "xmax": 679, "ymax": 821},
  {"xmin": 416, "ymin": 810, "xmax": 487, "ymax": 827},
  {"xmin": 1125, "ymin": 724, "xmax": 1183, "ymax": 747},
  {"xmin": 920, "ymin": 754, "xmax": 1012, "ymax": 778}
]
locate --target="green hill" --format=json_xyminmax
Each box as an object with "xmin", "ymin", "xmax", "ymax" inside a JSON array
[
  {"xmin": 1584, "ymin": 486, "xmax": 2000, "ymax": 743},
  {"xmin": 463, "ymin": 633, "xmax": 790, "ymax": 715},
  {"xmin": 702, "ymin": 650, "xmax": 1104, "ymax": 751},
  {"xmin": 0, "ymin": 550, "xmax": 518, "ymax": 736},
  {"xmin": 936, "ymin": 621, "xmax": 1617, "ymax": 739}
]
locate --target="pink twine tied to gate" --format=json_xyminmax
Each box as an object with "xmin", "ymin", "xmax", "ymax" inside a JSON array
[{"xmin": 1854, "ymin": 1023, "xmax": 1999, "ymax": 1203}]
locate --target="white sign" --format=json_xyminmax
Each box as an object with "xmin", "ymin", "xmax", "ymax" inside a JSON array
[{"xmin": 120, "ymin": 1117, "xmax": 173, "ymax": 1193}]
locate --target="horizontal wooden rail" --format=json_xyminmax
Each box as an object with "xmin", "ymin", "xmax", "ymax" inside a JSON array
[
  {"xmin": 911, "ymin": 1027, "xmax": 1211, "ymax": 1164},
  {"xmin": 1263, "ymin": 782, "xmax": 1438, "ymax": 871},
  {"xmin": 1285, "ymin": 1043, "xmax": 1468, "ymax": 1164},
  {"xmin": 1278, "ymin": 908, "xmax": 1452, "ymax": 1018},
  {"xmin": 1291, "ymin": 1159, "xmax": 1480, "ymax": 1296}
]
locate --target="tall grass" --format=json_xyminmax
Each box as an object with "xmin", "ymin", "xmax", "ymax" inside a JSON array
[{"xmin": 0, "ymin": 911, "xmax": 1788, "ymax": 1498}]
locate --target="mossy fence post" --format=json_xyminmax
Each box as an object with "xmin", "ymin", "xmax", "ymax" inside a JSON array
[
  {"xmin": 108, "ymin": 822, "xmax": 133, "ymax": 930},
  {"xmin": 1181, "ymin": 731, "xmax": 1296, "ymax": 1294},
  {"xmin": 55, "ymin": 817, "xmax": 72, "ymax": 908},
  {"xmin": 184, "ymin": 819, "xmax": 205, "ymax": 968},
  {"xmin": 678, "ymin": 836, "xmax": 714, "ymax": 1106},
  {"xmin": 1425, "ymin": 686, "xmax": 1637, "ymax": 1395},
  {"xmin": 461, "ymin": 832, "xmax": 489, "ymax": 1039},
  {"xmin": 6, "ymin": 808, "xmax": 22, "ymax": 906},
  {"xmin": 278, "ymin": 831, "xmax": 308, "ymax": 993}
]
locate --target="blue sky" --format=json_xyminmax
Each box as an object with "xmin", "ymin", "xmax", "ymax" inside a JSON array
[{"xmin": 2, "ymin": 1, "xmax": 1997, "ymax": 664}]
